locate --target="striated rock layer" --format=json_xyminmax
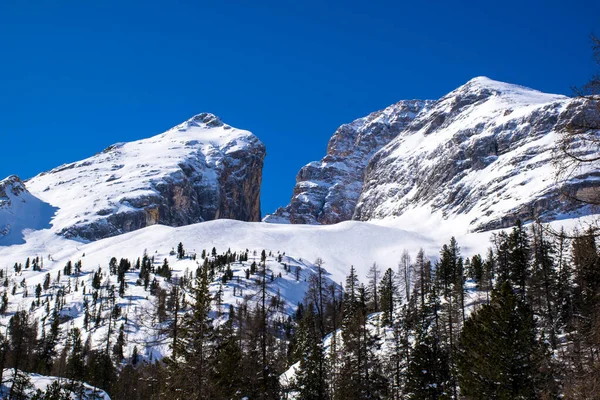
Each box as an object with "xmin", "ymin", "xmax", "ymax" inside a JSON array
[
  {"xmin": 264, "ymin": 100, "xmax": 432, "ymax": 224},
  {"xmin": 354, "ymin": 77, "xmax": 600, "ymax": 231},
  {"xmin": 24, "ymin": 113, "xmax": 265, "ymax": 241}
]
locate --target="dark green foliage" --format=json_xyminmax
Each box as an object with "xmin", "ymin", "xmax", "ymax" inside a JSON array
[
  {"xmin": 507, "ymin": 220, "xmax": 530, "ymax": 298},
  {"xmin": 335, "ymin": 266, "xmax": 387, "ymax": 399},
  {"xmin": 31, "ymin": 380, "xmax": 72, "ymax": 400},
  {"xmin": 294, "ymin": 304, "xmax": 328, "ymax": 400},
  {"xmin": 156, "ymin": 258, "xmax": 172, "ymax": 280},
  {"xmin": 406, "ymin": 330, "xmax": 451, "ymax": 400},
  {"xmin": 177, "ymin": 242, "xmax": 185, "ymax": 259},
  {"xmin": 457, "ymin": 282, "xmax": 543, "ymax": 399},
  {"xmin": 379, "ymin": 268, "xmax": 398, "ymax": 326}
]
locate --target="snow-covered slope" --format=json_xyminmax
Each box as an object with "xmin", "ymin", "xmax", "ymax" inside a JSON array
[
  {"xmin": 264, "ymin": 100, "xmax": 432, "ymax": 224},
  {"xmin": 0, "ymin": 208, "xmax": 595, "ymax": 370},
  {"xmin": 0, "ymin": 175, "xmax": 57, "ymax": 246},
  {"xmin": 0, "ymin": 217, "xmax": 444, "ymax": 371},
  {"xmin": 24, "ymin": 113, "xmax": 265, "ymax": 241},
  {"xmin": 1, "ymin": 369, "xmax": 111, "ymax": 399},
  {"xmin": 355, "ymin": 77, "xmax": 600, "ymax": 231},
  {"xmin": 0, "ymin": 219, "xmax": 439, "ymax": 288}
]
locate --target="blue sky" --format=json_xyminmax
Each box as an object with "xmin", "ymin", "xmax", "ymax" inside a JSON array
[{"xmin": 1, "ymin": 0, "xmax": 599, "ymax": 215}]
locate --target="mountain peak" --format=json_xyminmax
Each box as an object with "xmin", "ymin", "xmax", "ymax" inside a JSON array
[
  {"xmin": 24, "ymin": 114, "xmax": 265, "ymax": 241},
  {"xmin": 0, "ymin": 175, "xmax": 25, "ymax": 197},
  {"xmin": 188, "ymin": 112, "xmax": 224, "ymax": 127},
  {"xmin": 452, "ymin": 76, "xmax": 566, "ymax": 105},
  {"xmin": 174, "ymin": 113, "xmax": 226, "ymax": 132}
]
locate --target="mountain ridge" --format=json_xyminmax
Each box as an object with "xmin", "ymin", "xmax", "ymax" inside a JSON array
[
  {"xmin": 266, "ymin": 76, "xmax": 599, "ymax": 232},
  {"xmin": 17, "ymin": 113, "xmax": 265, "ymax": 241}
]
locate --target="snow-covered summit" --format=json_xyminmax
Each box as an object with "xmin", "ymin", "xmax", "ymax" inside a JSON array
[
  {"xmin": 23, "ymin": 114, "xmax": 266, "ymax": 241},
  {"xmin": 355, "ymin": 78, "xmax": 598, "ymax": 231},
  {"xmin": 266, "ymin": 76, "xmax": 598, "ymax": 233}
]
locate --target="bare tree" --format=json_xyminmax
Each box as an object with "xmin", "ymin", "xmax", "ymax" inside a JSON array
[
  {"xmin": 554, "ymin": 35, "xmax": 600, "ymax": 208},
  {"xmin": 366, "ymin": 262, "xmax": 381, "ymax": 312},
  {"xmin": 398, "ymin": 250, "xmax": 413, "ymax": 303}
]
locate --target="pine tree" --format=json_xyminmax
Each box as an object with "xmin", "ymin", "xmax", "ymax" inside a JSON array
[
  {"xmin": 66, "ymin": 327, "xmax": 86, "ymax": 393},
  {"xmin": 379, "ymin": 268, "xmax": 398, "ymax": 326},
  {"xmin": 294, "ymin": 304, "xmax": 328, "ymax": 400},
  {"xmin": 212, "ymin": 316, "xmax": 244, "ymax": 399},
  {"xmin": 457, "ymin": 281, "xmax": 544, "ymax": 399},
  {"xmin": 166, "ymin": 266, "xmax": 215, "ymax": 398},
  {"xmin": 113, "ymin": 323, "xmax": 125, "ymax": 363},
  {"xmin": 8, "ymin": 369, "xmax": 34, "ymax": 400},
  {"xmin": 177, "ymin": 242, "xmax": 185, "ymax": 259},
  {"xmin": 405, "ymin": 283, "xmax": 451, "ymax": 400},
  {"xmin": 507, "ymin": 220, "xmax": 530, "ymax": 298},
  {"xmin": 336, "ymin": 267, "xmax": 387, "ymax": 399}
]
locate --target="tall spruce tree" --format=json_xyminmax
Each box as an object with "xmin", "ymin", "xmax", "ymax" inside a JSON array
[
  {"xmin": 294, "ymin": 304, "xmax": 328, "ymax": 400},
  {"xmin": 457, "ymin": 281, "xmax": 545, "ymax": 399},
  {"xmin": 379, "ymin": 268, "xmax": 398, "ymax": 326},
  {"xmin": 166, "ymin": 265, "xmax": 215, "ymax": 399}
]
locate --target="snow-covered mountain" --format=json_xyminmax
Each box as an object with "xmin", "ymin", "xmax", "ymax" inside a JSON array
[
  {"xmin": 23, "ymin": 113, "xmax": 265, "ymax": 241},
  {"xmin": 355, "ymin": 77, "xmax": 600, "ymax": 231},
  {"xmin": 267, "ymin": 77, "xmax": 600, "ymax": 232},
  {"xmin": 0, "ymin": 175, "xmax": 57, "ymax": 246},
  {"xmin": 264, "ymin": 100, "xmax": 432, "ymax": 224}
]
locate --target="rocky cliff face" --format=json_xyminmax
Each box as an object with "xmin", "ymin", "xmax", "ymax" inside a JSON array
[
  {"xmin": 264, "ymin": 100, "xmax": 432, "ymax": 224},
  {"xmin": 354, "ymin": 77, "xmax": 600, "ymax": 231},
  {"xmin": 25, "ymin": 113, "xmax": 265, "ymax": 241},
  {"xmin": 0, "ymin": 175, "xmax": 57, "ymax": 245}
]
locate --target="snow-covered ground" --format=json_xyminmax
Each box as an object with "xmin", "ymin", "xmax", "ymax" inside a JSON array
[
  {"xmin": 0, "ymin": 369, "xmax": 111, "ymax": 399},
  {"xmin": 0, "ymin": 213, "xmax": 596, "ymax": 363}
]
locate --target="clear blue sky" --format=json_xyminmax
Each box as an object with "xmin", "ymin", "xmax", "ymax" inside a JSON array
[{"xmin": 1, "ymin": 0, "xmax": 598, "ymax": 216}]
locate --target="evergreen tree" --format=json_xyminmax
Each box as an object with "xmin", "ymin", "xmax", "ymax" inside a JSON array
[
  {"xmin": 177, "ymin": 242, "xmax": 185, "ymax": 259},
  {"xmin": 8, "ymin": 369, "xmax": 34, "ymax": 400},
  {"xmin": 406, "ymin": 283, "xmax": 451, "ymax": 400},
  {"xmin": 113, "ymin": 323, "xmax": 125, "ymax": 363},
  {"xmin": 66, "ymin": 328, "xmax": 85, "ymax": 383},
  {"xmin": 166, "ymin": 266, "xmax": 215, "ymax": 399},
  {"xmin": 294, "ymin": 304, "xmax": 328, "ymax": 400},
  {"xmin": 457, "ymin": 281, "xmax": 545, "ymax": 399},
  {"xmin": 507, "ymin": 220, "xmax": 530, "ymax": 298},
  {"xmin": 212, "ymin": 316, "xmax": 244, "ymax": 399},
  {"xmin": 336, "ymin": 267, "xmax": 387, "ymax": 399},
  {"xmin": 379, "ymin": 268, "xmax": 398, "ymax": 326}
]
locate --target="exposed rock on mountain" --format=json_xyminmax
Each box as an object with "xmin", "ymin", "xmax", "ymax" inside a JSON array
[
  {"xmin": 267, "ymin": 77, "xmax": 600, "ymax": 232},
  {"xmin": 0, "ymin": 175, "xmax": 57, "ymax": 245},
  {"xmin": 354, "ymin": 77, "xmax": 600, "ymax": 231},
  {"xmin": 24, "ymin": 113, "xmax": 265, "ymax": 241},
  {"xmin": 264, "ymin": 100, "xmax": 432, "ymax": 224}
]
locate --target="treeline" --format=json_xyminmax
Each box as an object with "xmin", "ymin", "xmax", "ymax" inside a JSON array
[
  {"xmin": 1, "ymin": 222, "xmax": 600, "ymax": 399},
  {"xmin": 0, "ymin": 246, "xmax": 296, "ymax": 399},
  {"xmin": 290, "ymin": 221, "xmax": 600, "ymax": 399}
]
